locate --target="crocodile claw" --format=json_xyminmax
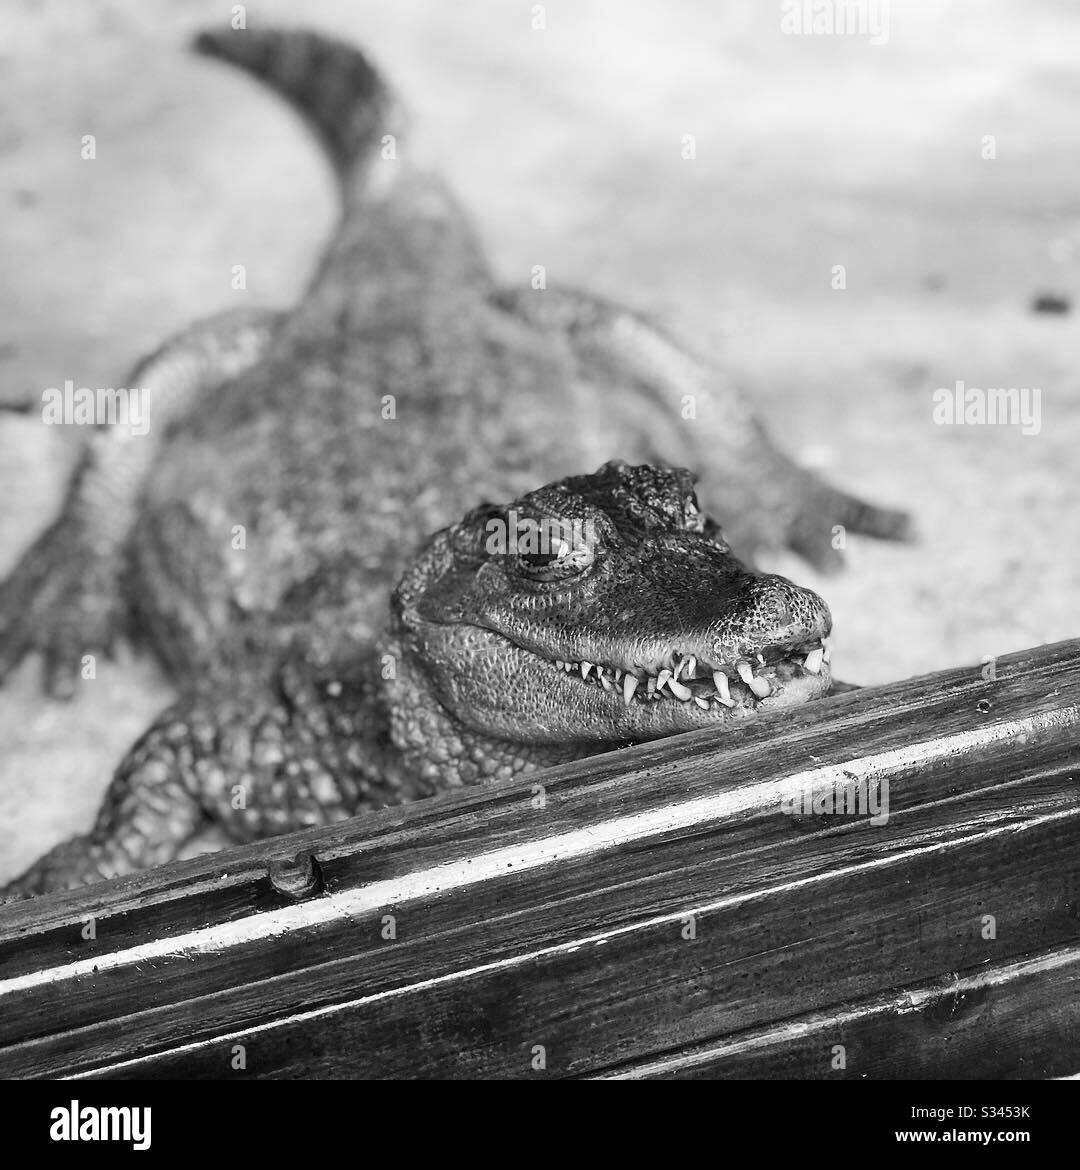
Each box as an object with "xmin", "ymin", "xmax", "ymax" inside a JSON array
[
  {"xmin": 784, "ymin": 465, "xmax": 914, "ymax": 574},
  {"xmin": 0, "ymin": 511, "xmax": 128, "ymax": 698},
  {"xmin": 703, "ymin": 447, "xmax": 913, "ymax": 575}
]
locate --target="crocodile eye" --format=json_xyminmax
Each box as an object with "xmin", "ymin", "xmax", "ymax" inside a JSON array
[{"xmin": 516, "ymin": 535, "xmax": 595, "ymax": 582}]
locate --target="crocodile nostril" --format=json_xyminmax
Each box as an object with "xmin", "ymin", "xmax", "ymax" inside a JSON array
[
  {"xmin": 754, "ymin": 580, "xmax": 794, "ymax": 622},
  {"xmin": 753, "ymin": 576, "xmax": 830, "ymax": 643}
]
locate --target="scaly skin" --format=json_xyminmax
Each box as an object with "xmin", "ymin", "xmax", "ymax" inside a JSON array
[{"xmin": 0, "ymin": 29, "xmax": 906, "ymax": 898}]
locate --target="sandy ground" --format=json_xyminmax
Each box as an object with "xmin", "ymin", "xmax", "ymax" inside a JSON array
[{"xmin": 1, "ymin": 0, "xmax": 1078, "ymax": 883}]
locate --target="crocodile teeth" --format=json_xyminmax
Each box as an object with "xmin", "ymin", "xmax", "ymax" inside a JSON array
[
  {"xmin": 555, "ymin": 643, "xmax": 806, "ymax": 710},
  {"xmin": 713, "ymin": 671, "xmax": 733, "ymax": 705},
  {"xmin": 736, "ymin": 658, "xmax": 771, "ymax": 698}
]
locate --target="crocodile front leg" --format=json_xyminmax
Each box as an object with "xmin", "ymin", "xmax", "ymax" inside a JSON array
[
  {"xmin": 0, "ymin": 659, "xmax": 410, "ymax": 900},
  {"xmin": 0, "ymin": 308, "xmax": 282, "ymax": 696}
]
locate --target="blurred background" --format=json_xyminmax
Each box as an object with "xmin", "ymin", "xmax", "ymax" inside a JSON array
[{"xmin": 1, "ymin": 0, "xmax": 1078, "ymax": 880}]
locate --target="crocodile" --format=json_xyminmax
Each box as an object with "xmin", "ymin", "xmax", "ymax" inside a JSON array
[{"xmin": 0, "ymin": 27, "xmax": 909, "ymax": 899}]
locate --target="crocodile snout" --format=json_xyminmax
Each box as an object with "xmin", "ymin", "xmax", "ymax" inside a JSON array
[{"xmin": 723, "ymin": 572, "xmax": 832, "ymax": 659}]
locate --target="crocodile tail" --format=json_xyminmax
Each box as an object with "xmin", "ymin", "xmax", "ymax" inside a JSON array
[{"xmin": 192, "ymin": 26, "xmax": 404, "ymax": 188}]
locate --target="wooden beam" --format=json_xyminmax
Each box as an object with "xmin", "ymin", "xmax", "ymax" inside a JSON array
[{"xmin": 1, "ymin": 639, "xmax": 1079, "ymax": 1079}]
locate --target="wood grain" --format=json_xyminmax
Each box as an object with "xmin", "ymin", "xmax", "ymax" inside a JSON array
[{"xmin": 1, "ymin": 639, "xmax": 1079, "ymax": 1078}]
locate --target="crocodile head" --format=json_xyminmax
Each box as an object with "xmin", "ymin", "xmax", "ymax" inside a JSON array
[{"xmin": 391, "ymin": 461, "xmax": 832, "ymax": 761}]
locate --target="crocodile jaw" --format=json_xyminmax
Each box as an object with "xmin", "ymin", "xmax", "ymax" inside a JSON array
[{"xmin": 404, "ymin": 620, "xmax": 832, "ymax": 745}]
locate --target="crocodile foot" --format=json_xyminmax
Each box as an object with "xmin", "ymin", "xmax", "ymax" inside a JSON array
[
  {"xmin": 705, "ymin": 442, "xmax": 914, "ymax": 574},
  {"xmin": 0, "ymin": 505, "xmax": 128, "ymax": 698}
]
